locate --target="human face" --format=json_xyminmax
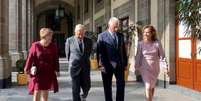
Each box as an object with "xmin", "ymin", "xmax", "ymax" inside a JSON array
[
  {"xmin": 143, "ymin": 28, "xmax": 152, "ymax": 41},
  {"xmin": 75, "ymin": 29, "xmax": 85, "ymax": 40},
  {"xmin": 44, "ymin": 32, "xmax": 53, "ymax": 43},
  {"xmin": 109, "ymin": 21, "xmax": 119, "ymax": 33}
]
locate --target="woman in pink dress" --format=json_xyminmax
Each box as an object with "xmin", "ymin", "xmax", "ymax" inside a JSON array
[
  {"xmin": 135, "ymin": 25, "xmax": 169, "ymax": 101},
  {"xmin": 24, "ymin": 28, "xmax": 60, "ymax": 101}
]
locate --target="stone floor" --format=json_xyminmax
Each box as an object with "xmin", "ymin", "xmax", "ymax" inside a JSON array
[{"xmin": 0, "ymin": 71, "xmax": 200, "ymax": 101}]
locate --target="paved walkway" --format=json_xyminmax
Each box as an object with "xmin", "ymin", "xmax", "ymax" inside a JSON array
[{"xmin": 0, "ymin": 71, "xmax": 201, "ymax": 101}]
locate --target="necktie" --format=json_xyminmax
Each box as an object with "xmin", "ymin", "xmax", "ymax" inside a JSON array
[
  {"xmin": 79, "ymin": 40, "xmax": 83, "ymax": 53},
  {"xmin": 113, "ymin": 34, "xmax": 117, "ymax": 48}
]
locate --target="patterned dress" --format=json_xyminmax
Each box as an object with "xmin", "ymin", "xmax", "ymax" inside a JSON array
[
  {"xmin": 135, "ymin": 40, "xmax": 167, "ymax": 88},
  {"xmin": 24, "ymin": 41, "xmax": 59, "ymax": 94}
]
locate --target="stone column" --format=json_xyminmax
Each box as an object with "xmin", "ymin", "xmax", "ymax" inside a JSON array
[
  {"xmin": 104, "ymin": 0, "xmax": 111, "ymax": 24},
  {"xmin": 27, "ymin": 0, "xmax": 34, "ymax": 47},
  {"xmin": 21, "ymin": 0, "xmax": 28, "ymax": 58},
  {"xmin": 9, "ymin": 0, "xmax": 21, "ymax": 71},
  {"xmin": 75, "ymin": 0, "xmax": 84, "ymax": 24},
  {"xmin": 165, "ymin": 0, "xmax": 176, "ymax": 84},
  {"xmin": 17, "ymin": 0, "xmax": 22, "ymax": 55},
  {"xmin": 130, "ymin": 0, "xmax": 135, "ymax": 25},
  {"xmin": 150, "ymin": 0, "xmax": 158, "ymax": 29},
  {"xmin": 89, "ymin": 0, "xmax": 93, "ymax": 31},
  {"xmin": 136, "ymin": 0, "xmax": 150, "ymax": 27},
  {"xmin": 128, "ymin": 0, "xmax": 136, "ymax": 73},
  {"xmin": 153, "ymin": 0, "xmax": 176, "ymax": 84},
  {"xmin": 0, "ymin": 0, "xmax": 12, "ymax": 88},
  {"xmin": 92, "ymin": 0, "xmax": 95, "ymax": 31}
]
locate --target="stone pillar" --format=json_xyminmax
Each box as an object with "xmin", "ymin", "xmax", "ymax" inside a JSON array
[
  {"xmin": 104, "ymin": 0, "xmax": 111, "ymax": 24},
  {"xmin": 127, "ymin": 0, "xmax": 136, "ymax": 73},
  {"xmin": 9, "ymin": 0, "xmax": 18, "ymax": 52},
  {"xmin": 75, "ymin": 0, "xmax": 84, "ymax": 24},
  {"xmin": 21, "ymin": 0, "xmax": 28, "ymax": 58},
  {"xmin": 130, "ymin": 0, "xmax": 135, "ymax": 25},
  {"xmin": 27, "ymin": 0, "xmax": 34, "ymax": 47},
  {"xmin": 136, "ymin": 0, "xmax": 150, "ymax": 27},
  {"xmin": 150, "ymin": 0, "xmax": 158, "ymax": 29},
  {"xmin": 9, "ymin": 0, "xmax": 21, "ymax": 70},
  {"xmin": 0, "ymin": 0, "xmax": 12, "ymax": 88},
  {"xmin": 165, "ymin": 0, "xmax": 176, "ymax": 84},
  {"xmin": 92, "ymin": 0, "xmax": 95, "ymax": 31},
  {"xmin": 89, "ymin": 0, "xmax": 93, "ymax": 31},
  {"xmin": 17, "ymin": 0, "xmax": 22, "ymax": 55}
]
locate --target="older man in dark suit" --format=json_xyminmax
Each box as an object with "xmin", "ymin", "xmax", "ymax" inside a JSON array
[
  {"xmin": 97, "ymin": 17, "xmax": 128, "ymax": 101},
  {"xmin": 65, "ymin": 24, "xmax": 92, "ymax": 101}
]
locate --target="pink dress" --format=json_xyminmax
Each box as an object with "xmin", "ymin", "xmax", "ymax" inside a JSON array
[
  {"xmin": 24, "ymin": 41, "xmax": 59, "ymax": 94},
  {"xmin": 135, "ymin": 40, "xmax": 167, "ymax": 88}
]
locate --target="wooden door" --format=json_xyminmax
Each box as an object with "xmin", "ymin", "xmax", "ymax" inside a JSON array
[
  {"xmin": 176, "ymin": 21, "xmax": 193, "ymax": 89},
  {"xmin": 194, "ymin": 40, "xmax": 201, "ymax": 91},
  {"xmin": 176, "ymin": 20, "xmax": 201, "ymax": 91}
]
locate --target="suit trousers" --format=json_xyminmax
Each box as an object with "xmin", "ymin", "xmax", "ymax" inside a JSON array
[
  {"xmin": 72, "ymin": 69, "xmax": 91, "ymax": 101},
  {"xmin": 101, "ymin": 65, "xmax": 125, "ymax": 101}
]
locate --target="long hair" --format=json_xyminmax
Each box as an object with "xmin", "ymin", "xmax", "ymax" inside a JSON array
[{"xmin": 142, "ymin": 25, "xmax": 158, "ymax": 41}]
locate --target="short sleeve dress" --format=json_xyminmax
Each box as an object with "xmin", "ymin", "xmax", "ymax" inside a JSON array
[
  {"xmin": 135, "ymin": 40, "xmax": 167, "ymax": 88},
  {"xmin": 24, "ymin": 41, "xmax": 60, "ymax": 94}
]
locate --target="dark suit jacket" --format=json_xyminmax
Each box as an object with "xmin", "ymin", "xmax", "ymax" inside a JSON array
[
  {"xmin": 97, "ymin": 31, "xmax": 128, "ymax": 70},
  {"xmin": 65, "ymin": 36, "xmax": 92, "ymax": 78}
]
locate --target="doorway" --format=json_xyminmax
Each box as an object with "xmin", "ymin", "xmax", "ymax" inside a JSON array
[
  {"xmin": 176, "ymin": 20, "xmax": 201, "ymax": 91},
  {"xmin": 36, "ymin": 9, "xmax": 73, "ymax": 57}
]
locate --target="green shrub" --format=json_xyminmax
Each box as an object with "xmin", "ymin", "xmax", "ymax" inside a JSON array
[{"xmin": 16, "ymin": 59, "xmax": 26, "ymax": 74}]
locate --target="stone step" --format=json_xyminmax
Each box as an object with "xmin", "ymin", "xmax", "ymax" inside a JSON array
[{"xmin": 59, "ymin": 58, "xmax": 68, "ymax": 71}]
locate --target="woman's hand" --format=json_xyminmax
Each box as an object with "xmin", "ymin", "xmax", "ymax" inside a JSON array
[
  {"xmin": 55, "ymin": 72, "xmax": 60, "ymax": 77},
  {"xmin": 24, "ymin": 70, "xmax": 30, "ymax": 74},
  {"xmin": 165, "ymin": 68, "xmax": 170, "ymax": 77}
]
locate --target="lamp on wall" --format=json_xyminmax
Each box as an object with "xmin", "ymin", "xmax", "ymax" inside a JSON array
[{"xmin": 55, "ymin": 5, "xmax": 65, "ymax": 19}]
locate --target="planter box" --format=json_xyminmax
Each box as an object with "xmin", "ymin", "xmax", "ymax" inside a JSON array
[
  {"xmin": 125, "ymin": 69, "xmax": 129, "ymax": 82},
  {"xmin": 90, "ymin": 59, "xmax": 98, "ymax": 70},
  {"xmin": 17, "ymin": 73, "xmax": 28, "ymax": 85},
  {"xmin": 124, "ymin": 63, "xmax": 130, "ymax": 82}
]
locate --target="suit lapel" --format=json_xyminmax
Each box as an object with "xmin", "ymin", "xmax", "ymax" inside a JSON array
[
  {"xmin": 116, "ymin": 33, "xmax": 120, "ymax": 49},
  {"xmin": 106, "ymin": 31, "xmax": 116, "ymax": 48},
  {"xmin": 73, "ymin": 36, "xmax": 82, "ymax": 55},
  {"xmin": 83, "ymin": 38, "xmax": 86, "ymax": 53},
  {"xmin": 106, "ymin": 31, "xmax": 119, "ymax": 49}
]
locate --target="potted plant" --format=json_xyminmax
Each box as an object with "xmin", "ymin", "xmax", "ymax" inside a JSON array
[
  {"xmin": 90, "ymin": 52, "xmax": 98, "ymax": 70},
  {"xmin": 16, "ymin": 58, "xmax": 28, "ymax": 85}
]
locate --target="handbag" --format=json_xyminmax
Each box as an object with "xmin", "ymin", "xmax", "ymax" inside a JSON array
[{"xmin": 31, "ymin": 66, "xmax": 37, "ymax": 75}]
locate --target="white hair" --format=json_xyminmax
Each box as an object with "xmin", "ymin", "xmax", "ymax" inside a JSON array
[
  {"xmin": 74, "ymin": 24, "xmax": 85, "ymax": 32},
  {"xmin": 108, "ymin": 17, "xmax": 119, "ymax": 26}
]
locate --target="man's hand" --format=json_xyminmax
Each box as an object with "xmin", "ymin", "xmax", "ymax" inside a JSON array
[
  {"xmin": 98, "ymin": 65, "xmax": 106, "ymax": 73},
  {"xmin": 124, "ymin": 67, "xmax": 128, "ymax": 71}
]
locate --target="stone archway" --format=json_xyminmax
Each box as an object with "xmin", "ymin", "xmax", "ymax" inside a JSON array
[{"xmin": 34, "ymin": 0, "xmax": 75, "ymax": 57}]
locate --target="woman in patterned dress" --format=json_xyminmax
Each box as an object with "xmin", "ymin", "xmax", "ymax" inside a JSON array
[
  {"xmin": 135, "ymin": 25, "xmax": 169, "ymax": 101},
  {"xmin": 24, "ymin": 28, "xmax": 60, "ymax": 101}
]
